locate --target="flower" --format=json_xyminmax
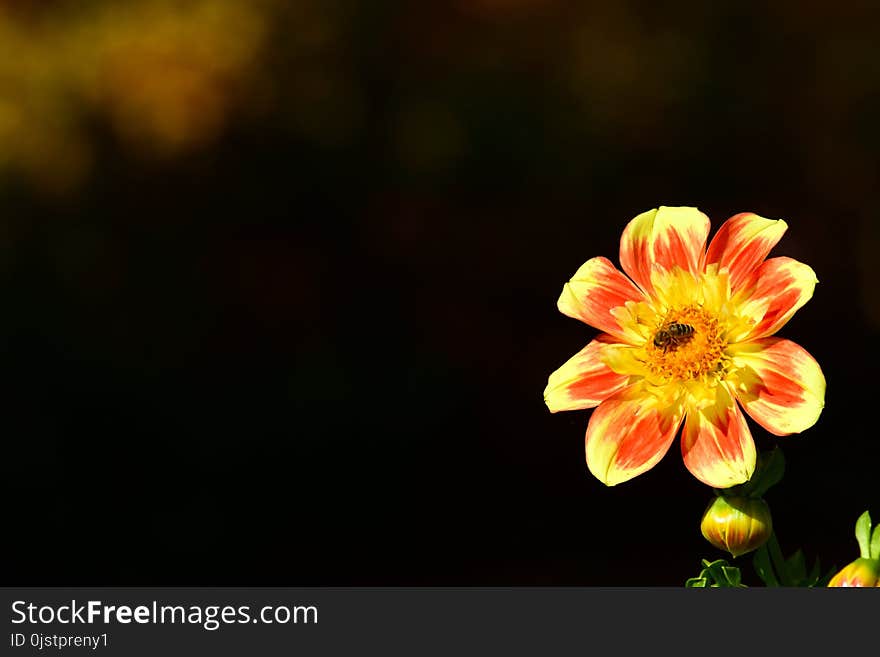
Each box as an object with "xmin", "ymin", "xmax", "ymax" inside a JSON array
[
  {"xmin": 828, "ymin": 510, "xmax": 880, "ymax": 587},
  {"xmin": 700, "ymin": 495, "xmax": 772, "ymax": 558},
  {"xmin": 544, "ymin": 207, "xmax": 825, "ymax": 487}
]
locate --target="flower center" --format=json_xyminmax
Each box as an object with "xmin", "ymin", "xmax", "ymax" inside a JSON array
[{"xmin": 645, "ymin": 305, "xmax": 727, "ymax": 382}]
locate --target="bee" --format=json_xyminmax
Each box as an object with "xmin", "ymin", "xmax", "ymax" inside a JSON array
[{"xmin": 653, "ymin": 322, "xmax": 695, "ymax": 352}]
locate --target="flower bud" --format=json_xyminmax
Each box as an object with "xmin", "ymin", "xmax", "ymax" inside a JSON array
[
  {"xmin": 827, "ymin": 510, "xmax": 880, "ymax": 587},
  {"xmin": 700, "ymin": 495, "xmax": 772, "ymax": 558},
  {"xmin": 827, "ymin": 558, "xmax": 880, "ymax": 587}
]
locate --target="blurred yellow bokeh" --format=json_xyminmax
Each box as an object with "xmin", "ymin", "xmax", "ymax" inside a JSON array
[{"xmin": 0, "ymin": 0, "xmax": 274, "ymax": 191}]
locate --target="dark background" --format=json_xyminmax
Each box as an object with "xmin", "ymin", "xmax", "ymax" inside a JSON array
[{"xmin": 1, "ymin": 0, "xmax": 878, "ymax": 586}]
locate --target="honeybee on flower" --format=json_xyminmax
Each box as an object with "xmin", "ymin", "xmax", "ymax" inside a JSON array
[{"xmin": 544, "ymin": 207, "xmax": 825, "ymax": 488}]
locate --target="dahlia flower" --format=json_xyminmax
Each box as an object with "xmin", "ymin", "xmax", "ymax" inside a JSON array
[{"xmin": 544, "ymin": 207, "xmax": 825, "ymax": 488}]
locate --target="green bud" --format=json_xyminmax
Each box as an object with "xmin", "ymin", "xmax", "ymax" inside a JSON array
[{"xmin": 700, "ymin": 495, "xmax": 772, "ymax": 558}]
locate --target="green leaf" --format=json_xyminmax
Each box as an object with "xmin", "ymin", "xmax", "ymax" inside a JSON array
[
  {"xmin": 816, "ymin": 563, "xmax": 838, "ymax": 587},
  {"xmin": 704, "ymin": 559, "xmax": 728, "ymax": 582},
  {"xmin": 753, "ymin": 544, "xmax": 779, "ymax": 587},
  {"xmin": 870, "ymin": 524, "xmax": 880, "ymax": 561},
  {"xmin": 807, "ymin": 557, "xmax": 822, "ymax": 587},
  {"xmin": 721, "ymin": 566, "xmax": 742, "ymax": 587},
  {"xmin": 748, "ymin": 448, "xmax": 786, "ymax": 498},
  {"xmin": 689, "ymin": 559, "xmax": 745, "ymax": 587},
  {"xmin": 753, "ymin": 534, "xmax": 830, "ymax": 587},
  {"xmin": 786, "ymin": 549, "xmax": 806, "ymax": 583},
  {"xmin": 767, "ymin": 533, "xmax": 789, "ymax": 584},
  {"xmin": 855, "ymin": 510, "xmax": 872, "ymax": 559}
]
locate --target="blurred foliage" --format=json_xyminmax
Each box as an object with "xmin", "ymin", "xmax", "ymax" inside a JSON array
[
  {"xmin": 0, "ymin": 0, "xmax": 276, "ymax": 190},
  {"xmin": 1, "ymin": 0, "xmax": 879, "ymax": 200}
]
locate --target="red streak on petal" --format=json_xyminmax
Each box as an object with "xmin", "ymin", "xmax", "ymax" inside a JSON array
[
  {"xmin": 612, "ymin": 403, "xmax": 680, "ymax": 469},
  {"xmin": 705, "ymin": 213, "xmax": 786, "ymax": 292},
  {"xmin": 567, "ymin": 370, "xmax": 627, "ymax": 401},
  {"xmin": 559, "ymin": 257, "xmax": 644, "ymax": 339}
]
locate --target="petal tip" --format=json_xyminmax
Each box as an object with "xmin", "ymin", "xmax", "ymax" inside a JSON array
[
  {"xmin": 556, "ymin": 282, "xmax": 573, "ymax": 312},
  {"xmin": 543, "ymin": 391, "xmax": 565, "ymax": 414},
  {"xmin": 587, "ymin": 460, "xmax": 629, "ymax": 487}
]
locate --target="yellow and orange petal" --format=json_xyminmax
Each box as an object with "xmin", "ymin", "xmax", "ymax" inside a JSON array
[
  {"xmin": 703, "ymin": 212, "xmax": 788, "ymax": 293},
  {"xmin": 556, "ymin": 256, "xmax": 646, "ymax": 343},
  {"xmin": 727, "ymin": 338, "xmax": 825, "ymax": 436},
  {"xmin": 619, "ymin": 206, "xmax": 710, "ymax": 295},
  {"xmin": 544, "ymin": 334, "xmax": 630, "ymax": 412},
  {"xmin": 680, "ymin": 383, "xmax": 756, "ymax": 488},
  {"xmin": 731, "ymin": 257, "xmax": 819, "ymax": 343},
  {"xmin": 584, "ymin": 382, "xmax": 685, "ymax": 486}
]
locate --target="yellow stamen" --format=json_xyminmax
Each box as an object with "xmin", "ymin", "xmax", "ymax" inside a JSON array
[{"xmin": 645, "ymin": 305, "xmax": 727, "ymax": 382}]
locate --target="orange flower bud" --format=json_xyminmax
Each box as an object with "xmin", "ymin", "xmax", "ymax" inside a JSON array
[
  {"xmin": 827, "ymin": 558, "xmax": 880, "ymax": 587},
  {"xmin": 700, "ymin": 495, "xmax": 772, "ymax": 558}
]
